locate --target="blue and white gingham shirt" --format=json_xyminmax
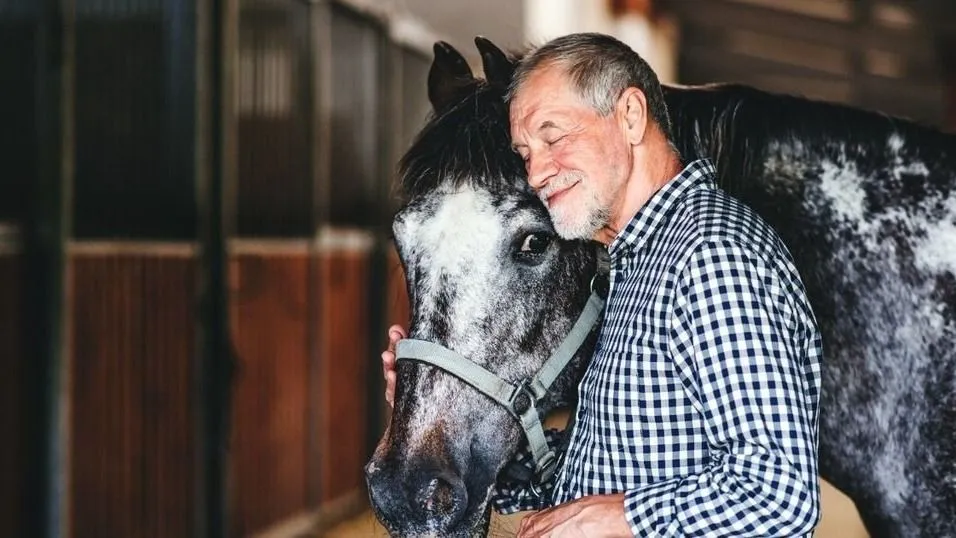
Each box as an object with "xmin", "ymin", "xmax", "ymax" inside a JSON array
[{"xmin": 493, "ymin": 159, "xmax": 823, "ymax": 536}]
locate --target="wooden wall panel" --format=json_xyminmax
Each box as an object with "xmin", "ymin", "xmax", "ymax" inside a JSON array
[
  {"xmin": 71, "ymin": 253, "xmax": 146, "ymax": 538},
  {"xmin": 228, "ymin": 246, "xmax": 311, "ymax": 536},
  {"xmin": 0, "ymin": 248, "xmax": 21, "ymax": 536},
  {"xmin": 140, "ymin": 253, "xmax": 196, "ymax": 538},
  {"xmin": 64, "ymin": 241, "xmax": 379, "ymax": 534},
  {"xmin": 318, "ymin": 247, "xmax": 370, "ymax": 503},
  {"xmin": 70, "ymin": 247, "xmax": 196, "ymax": 538}
]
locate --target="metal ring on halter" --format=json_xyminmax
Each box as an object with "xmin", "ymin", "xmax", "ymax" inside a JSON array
[
  {"xmin": 528, "ymin": 479, "xmax": 546, "ymax": 499},
  {"xmin": 589, "ymin": 272, "xmax": 609, "ymax": 299},
  {"xmin": 526, "ymin": 450, "xmax": 558, "ymax": 498}
]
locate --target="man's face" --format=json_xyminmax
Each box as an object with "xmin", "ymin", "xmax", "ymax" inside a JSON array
[{"xmin": 510, "ymin": 65, "xmax": 630, "ymax": 240}]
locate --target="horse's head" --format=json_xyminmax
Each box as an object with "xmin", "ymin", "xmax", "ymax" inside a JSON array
[{"xmin": 365, "ymin": 38, "xmax": 601, "ymax": 536}]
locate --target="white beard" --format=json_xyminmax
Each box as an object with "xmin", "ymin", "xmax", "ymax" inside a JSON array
[{"xmin": 538, "ymin": 172, "xmax": 609, "ymax": 240}]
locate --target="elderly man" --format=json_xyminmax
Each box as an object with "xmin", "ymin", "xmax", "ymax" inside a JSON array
[{"xmin": 382, "ymin": 32, "xmax": 822, "ymax": 537}]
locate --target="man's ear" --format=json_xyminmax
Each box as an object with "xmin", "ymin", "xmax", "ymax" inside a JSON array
[{"xmin": 618, "ymin": 87, "xmax": 648, "ymax": 145}]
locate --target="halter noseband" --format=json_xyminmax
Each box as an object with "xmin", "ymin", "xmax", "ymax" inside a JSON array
[{"xmin": 395, "ymin": 268, "xmax": 609, "ymax": 488}]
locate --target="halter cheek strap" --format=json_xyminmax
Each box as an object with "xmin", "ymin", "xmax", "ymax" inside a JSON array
[{"xmin": 395, "ymin": 276, "xmax": 607, "ymax": 485}]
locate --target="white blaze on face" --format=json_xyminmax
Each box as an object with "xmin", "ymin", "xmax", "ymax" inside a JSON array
[
  {"xmin": 394, "ymin": 187, "xmax": 512, "ymax": 439},
  {"xmin": 414, "ymin": 188, "xmax": 505, "ymax": 348}
]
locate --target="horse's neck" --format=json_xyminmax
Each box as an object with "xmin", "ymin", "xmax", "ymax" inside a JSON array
[{"xmin": 666, "ymin": 84, "xmax": 956, "ymax": 196}]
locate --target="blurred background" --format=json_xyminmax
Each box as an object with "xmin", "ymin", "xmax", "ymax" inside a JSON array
[{"xmin": 1, "ymin": 0, "xmax": 953, "ymax": 537}]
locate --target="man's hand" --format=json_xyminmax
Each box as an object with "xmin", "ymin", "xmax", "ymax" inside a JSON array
[
  {"xmin": 517, "ymin": 494, "xmax": 631, "ymax": 538},
  {"xmin": 381, "ymin": 324, "xmax": 406, "ymax": 407}
]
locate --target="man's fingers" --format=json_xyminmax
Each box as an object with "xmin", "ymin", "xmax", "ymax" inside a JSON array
[
  {"xmin": 384, "ymin": 370, "xmax": 396, "ymax": 406},
  {"xmin": 387, "ymin": 324, "xmax": 407, "ymax": 348},
  {"xmin": 382, "ymin": 352, "xmax": 395, "ymax": 382},
  {"xmin": 381, "ymin": 325, "xmax": 406, "ymax": 409},
  {"xmin": 517, "ymin": 513, "xmax": 541, "ymax": 537},
  {"xmin": 382, "ymin": 349, "xmax": 398, "ymax": 408},
  {"xmin": 517, "ymin": 517, "xmax": 529, "ymax": 537}
]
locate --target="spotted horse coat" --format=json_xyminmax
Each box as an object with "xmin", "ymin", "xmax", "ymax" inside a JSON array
[{"xmin": 366, "ymin": 38, "xmax": 956, "ymax": 538}]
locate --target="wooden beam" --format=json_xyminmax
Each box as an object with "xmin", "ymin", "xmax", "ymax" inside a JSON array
[
  {"xmin": 661, "ymin": 0, "xmax": 938, "ymax": 59},
  {"xmin": 680, "ymin": 21, "xmax": 946, "ymax": 89},
  {"xmin": 681, "ymin": 44, "xmax": 944, "ymax": 100},
  {"xmin": 609, "ymin": 0, "xmax": 653, "ymax": 17},
  {"xmin": 679, "ymin": 44, "xmax": 947, "ymax": 124}
]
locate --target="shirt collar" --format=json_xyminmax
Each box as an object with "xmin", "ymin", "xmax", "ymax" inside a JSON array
[{"xmin": 607, "ymin": 158, "xmax": 718, "ymax": 259}]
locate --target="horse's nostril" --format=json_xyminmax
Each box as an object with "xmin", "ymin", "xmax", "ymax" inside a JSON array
[
  {"xmin": 415, "ymin": 473, "xmax": 467, "ymax": 522},
  {"xmin": 364, "ymin": 459, "xmax": 380, "ymax": 478},
  {"xmin": 366, "ymin": 463, "xmax": 469, "ymax": 532}
]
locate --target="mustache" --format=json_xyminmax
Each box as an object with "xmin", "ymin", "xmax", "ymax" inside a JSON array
[{"xmin": 536, "ymin": 171, "xmax": 586, "ymax": 202}]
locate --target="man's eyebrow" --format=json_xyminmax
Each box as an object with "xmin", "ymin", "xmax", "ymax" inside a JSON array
[{"xmin": 537, "ymin": 120, "xmax": 560, "ymax": 132}]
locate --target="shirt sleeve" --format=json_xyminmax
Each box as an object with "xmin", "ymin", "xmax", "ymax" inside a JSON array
[
  {"xmin": 624, "ymin": 239, "xmax": 822, "ymax": 537},
  {"xmin": 490, "ymin": 427, "xmax": 568, "ymax": 514}
]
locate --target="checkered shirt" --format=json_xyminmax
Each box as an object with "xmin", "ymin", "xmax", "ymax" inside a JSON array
[{"xmin": 492, "ymin": 159, "xmax": 823, "ymax": 536}]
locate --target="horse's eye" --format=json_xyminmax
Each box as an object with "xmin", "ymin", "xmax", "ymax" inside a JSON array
[{"xmin": 519, "ymin": 232, "xmax": 551, "ymax": 254}]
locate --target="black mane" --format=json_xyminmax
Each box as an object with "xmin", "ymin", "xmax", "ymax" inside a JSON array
[
  {"xmin": 665, "ymin": 83, "xmax": 956, "ymax": 196},
  {"xmin": 398, "ymin": 80, "xmax": 527, "ymax": 202}
]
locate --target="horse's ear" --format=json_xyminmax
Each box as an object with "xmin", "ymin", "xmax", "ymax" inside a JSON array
[
  {"xmin": 475, "ymin": 36, "xmax": 515, "ymax": 89},
  {"xmin": 428, "ymin": 41, "xmax": 475, "ymax": 112}
]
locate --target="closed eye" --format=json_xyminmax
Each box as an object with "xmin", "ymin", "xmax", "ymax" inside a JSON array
[{"xmin": 546, "ymin": 135, "xmax": 566, "ymax": 147}]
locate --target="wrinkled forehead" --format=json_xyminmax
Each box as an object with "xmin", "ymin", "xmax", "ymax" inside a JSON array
[
  {"xmin": 511, "ymin": 66, "xmax": 582, "ymax": 118},
  {"xmin": 393, "ymin": 187, "xmax": 544, "ymax": 269}
]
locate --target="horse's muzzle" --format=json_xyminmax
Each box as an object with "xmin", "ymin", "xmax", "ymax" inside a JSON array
[{"xmin": 365, "ymin": 457, "xmax": 469, "ymax": 534}]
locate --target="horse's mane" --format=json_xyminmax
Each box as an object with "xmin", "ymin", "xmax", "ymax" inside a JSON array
[
  {"xmin": 398, "ymin": 80, "xmax": 528, "ymax": 202},
  {"xmin": 665, "ymin": 83, "xmax": 956, "ymax": 192}
]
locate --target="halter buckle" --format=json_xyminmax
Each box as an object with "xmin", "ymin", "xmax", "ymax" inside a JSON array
[{"xmin": 507, "ymin": 379, "xmax": 537, "ymax": 418}]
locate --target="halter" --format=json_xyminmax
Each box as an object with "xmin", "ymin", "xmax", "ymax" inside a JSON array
[{"xmin": 395, "ymin": 266, "xmax": 609, "ymax": 487}]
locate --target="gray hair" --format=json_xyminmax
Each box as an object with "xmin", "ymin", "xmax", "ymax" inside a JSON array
[{"xmin": 507, "ymin": 32, "xmax": 674, "ymax": 142}]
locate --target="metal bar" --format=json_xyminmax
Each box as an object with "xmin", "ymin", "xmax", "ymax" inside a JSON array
[
  {"xmin": 307, "ymin": 0, "xmax": 333, "ymax": 508},
  {"xmin": 194, "ymin": 0, "xmax": 236, "ymax": 535},
  {"xmin": 22, "ymin": 0, "xmax": 73, "ymax": 536},
  {"xmin": 165, "ymin": 0, "xmax": 198, "ymax": 238}
]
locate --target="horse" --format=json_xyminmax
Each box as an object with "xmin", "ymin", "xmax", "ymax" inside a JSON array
[{"xmin": 365, "ymin": 37, "xmax": 956, "ymax": 537}]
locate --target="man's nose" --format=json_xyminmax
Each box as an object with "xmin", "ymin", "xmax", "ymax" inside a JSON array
[{"xmin": 527, "ymin": 152, "xmax": 558, "ymax": 190}]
